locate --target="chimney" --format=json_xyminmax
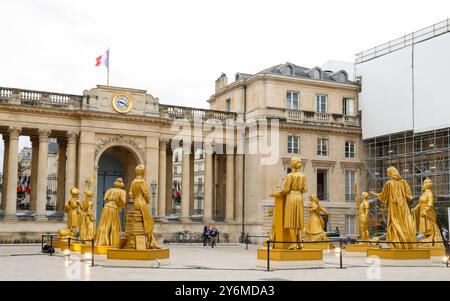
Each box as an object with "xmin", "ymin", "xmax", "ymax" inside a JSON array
[{"xmin": 215, "ymin": 73, "xmax": 228, "ymax": 92}]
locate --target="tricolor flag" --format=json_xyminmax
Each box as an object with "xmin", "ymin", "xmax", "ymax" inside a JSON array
[{"xmin": 95, "ymin": 49, "xmax": 109, "ymax": 68}]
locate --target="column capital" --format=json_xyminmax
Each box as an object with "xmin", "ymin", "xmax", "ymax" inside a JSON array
[
  {"xmin": 67, "ymin": 131, "xmax": 78, "ymax": 143},
  {"xmin": 160, "ymin": 138, "xmax": 169, "ymax": 150},
  {"xmin": 57, "ymin": 137, "xmax": 67, "ymax": 147},
  {"xmin": 38, "ymin": 129, "xmax": 51, "ymax": 141},
  {"xmin": 7, "ymin": 127, "xmax": 21, "ymax": 139},
  {"xmin": 30, "ymin": 135, "xmax": 39, "ymax": 145}
]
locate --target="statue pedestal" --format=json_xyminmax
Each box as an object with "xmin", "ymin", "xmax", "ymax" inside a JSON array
[
  {"xmin": 80, "ymin": 245, "xmax": 110, "ymax": 255},
  {"xmin": 302, "ymin": 242, "xmax": 334, "ymax": 250},
  {"xmin": 257, "ymin": 249, "xmax": 323, "ymax": 269},
  {"xmin": 345, "ymin": 244, "xmax": 381, "ymax": 256},
  {"xmin": 70, "ymin": 242, "xmax": 83, "ymax": 252},
  {"xmin": 49, "ymin": 240, "xmax": 72, "ymax": 250},
  {"xmin": 366, "ymin": 248, "xmax": 431, "ymax": 266},
  {"xmin": 107, "ymin": 248, "xmax": 170, "ymax": 260}
]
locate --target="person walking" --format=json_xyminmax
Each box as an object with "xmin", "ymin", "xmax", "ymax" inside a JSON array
[
  {"xmin": 210, "ymin": 226, "xmax": 219, "ymax": 248},
  {"xmin": 203, "ymin": 225, "xmax": 211, "ymax": 247}
]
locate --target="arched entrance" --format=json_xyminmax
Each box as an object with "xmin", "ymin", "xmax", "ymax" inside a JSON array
[{"xmin": 96, "ymin": 145, "xmax": 142, "ymax": 227}]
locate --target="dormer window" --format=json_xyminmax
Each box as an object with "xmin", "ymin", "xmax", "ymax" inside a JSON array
[{"xmin": 307, "ymin": 67, "xmax": 322, "ymax": 80}]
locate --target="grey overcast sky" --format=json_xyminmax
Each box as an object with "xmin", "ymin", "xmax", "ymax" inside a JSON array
[{"xmin": 0, "ymin": 0, "xmax": 449, "ymax": 159}]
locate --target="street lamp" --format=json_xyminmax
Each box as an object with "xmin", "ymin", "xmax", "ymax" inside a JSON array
[{"xmin": 150, "ymin": 180, "xmax": 158, "ymax": 218}]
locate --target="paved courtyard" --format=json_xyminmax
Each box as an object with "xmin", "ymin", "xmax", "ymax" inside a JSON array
[{"xmin": 1, "ymin": 243, "xmax": 449, "ymax": 281}]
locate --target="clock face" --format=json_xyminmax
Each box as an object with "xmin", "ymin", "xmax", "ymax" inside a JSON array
[{"xmin": 112, "ymin": 93, "xmax": 133, "ymax": 113}]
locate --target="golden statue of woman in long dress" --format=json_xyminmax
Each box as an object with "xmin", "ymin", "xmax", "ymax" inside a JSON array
[
  {"xmin": 357, "ymin": 192, "xmax": 370, "ymax": 242},
  {"xmin": 411, "ymin": 178, "xmax": 443, "ymax": 247},
  {"xmin": 63, "ymin": 187, "xmax": 81, "ymax": 237},
  {"xmin": 129, "ymin": 165, "xmax": 160, "ymax": 249},
  {"xmin": 370, "ymin": 166, "xmax": 416, "ymax": 249},
  {"xmin": 305, "ymin": 195, "xmax": 330, "ymax": 241},
  {"xmin": 281, "ymin": 157, "xmax": 307, "ymax": 250},
  {"xmin": 95, "ymin": 178, "xmax": 126, "ymax": 247},
  {"xmin": 80, "ymin": 190, "xmax": 95, "ymax": 243}
]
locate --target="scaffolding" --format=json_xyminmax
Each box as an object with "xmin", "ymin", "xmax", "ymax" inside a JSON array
[{"xmin": 364, "ymin": 128, "xmax": 450, "ymax": 228}]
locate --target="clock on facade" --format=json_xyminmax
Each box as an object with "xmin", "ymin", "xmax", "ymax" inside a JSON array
[{"xmin": 112, "ymin": 93, "xmax": 133, "ymax": 113}]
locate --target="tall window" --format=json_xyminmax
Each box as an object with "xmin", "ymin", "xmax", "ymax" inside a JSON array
[
  {"xmin": 345, "ymin": 170, "xmax": 356, "ymax": 201},
  {"xmin": 225, "ymin": 98, "xmax": 231, "ymax": 112},
  {"xmin": 288, "ymin": 136, "xmax": 300, "ymax": 154},
  {"xmin": 345, "ymin": 141, "xmax": 356, "ymax": 158},
  {"xmin": 286, "ymin": 91, "xmax": 299, "ymax": 110},
  {"xmin": 345, "ymin": 215, "xmax": 356, "ymax": 236},
  {"xmin": 315, "ymin": 94, "xmax": 327, "ymax": 113},
  {"xmin": 317, "ymin": 138, "xmax": 329, "ymax": 156},
  {"xmin": 342, "ymin": 98, "xmax": 355, "ymax": 116}
]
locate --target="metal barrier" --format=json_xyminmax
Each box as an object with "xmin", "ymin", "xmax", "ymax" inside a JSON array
[
  {"xmin": 243, "ymin": 233, "xmax": 269, "ymax": 250},
  {"xmin": 40, "ymin": 234, "xmax": 96, "ymax": 267}
]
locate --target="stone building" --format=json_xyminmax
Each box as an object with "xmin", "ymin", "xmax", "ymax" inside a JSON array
[{"xmin": 0, "ymin": 62, "xmax": 363, "ymax": 242}]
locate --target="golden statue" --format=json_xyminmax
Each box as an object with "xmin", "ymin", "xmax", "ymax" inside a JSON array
[
  {"xmin": 370, "ymin": 166, "xmax": 416, "ymax": 249},
  {"xmin": 305, "ymin": 195, "xmax": 330, "ymax": 241},
  {"xmin": 80, "ymin": 177, "xmax": 95, "ymax": 243},
  {"xmin": 411, "ymin": 178, "xmax": 443, "ymax": 247},
  {"xmin": 280, "ymin": 157, "xmax": 307, "ymax": 250},
  {"xmin": 95, "ymin": 178, "xmax": 126, "ymax": 247},
  {"xmin": 356, "ymin": 192, "xmax": 370, "ymax": 242},
  {"xmin": 60, "ymin": 187, "xmax": 81, "ymax": 238},
  {"xmin": 128, "ymin": 165, "xmax": 160, "ymax": 249}
]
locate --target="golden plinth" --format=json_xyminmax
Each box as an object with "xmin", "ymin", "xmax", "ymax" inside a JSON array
[
  {"xmin": 429, "ymin": 247, "xmax": 446, "ymax": 257},
  {"xmin": 257, "ymin": 249, "xmax": 323, "ymax": 269},
  {"xmin": 366, "ymin": 248, "xmax": 432, "ymax": 266},
  {"xmin": 70, "ymin": 243, "xmax": 83, "ymax": 252},
  {"xmin": 123, "ymin": 210, "xmax": 146, "ymax": 249},
  {"xmin": 107, "ymin": 248, "xmax": 170, "ymax": 260},
  {"xmin": 50, "ymin": 240, "xmax": 71, "ymax": 250},
  {"xmin": 302, "ymin": 242, "xmax": 334, "ymax": 250},
  {"xmin": 345, "ymin": 244, "xmax": 381, "ymax": 256},
  {"xmin": 80, "ymin": 244, "xmax": 110, "ymax": 255}
]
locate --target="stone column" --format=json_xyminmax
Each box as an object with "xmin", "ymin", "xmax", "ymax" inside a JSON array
[
  {"xmin": 158, "ymin": 139, "xmax": 167, "ymax": 218},
  {"xmin": 1, "ymin": 135, "xmax": 9, "ymax": 211},
  {"xmin": 145, "ymin": 136, "xmax": 159, "ymax": 218},
  {"xmin": 56, "ymin": 138, "xmax": 67, "ymax": 214},
  {"xmin": 225, "ymin": 153, "xmax": 235, "ymax": 221},
  {"xmin": 165, "ymin": 148, "xmax": 173, "ymax": 215},
  {"xmin": 203, "ymin": 150, "xmax": 213, "ymax": 221},
  {"xmin": 181, "ymin": 146, "xmax": 191, "ymax": 222},
  {"xmin": 65, "ymin": 132, "xmax": 77, "ymax": 200},
  {"xmin": 5, "ymin": 127, "xmax": 20, "ymax": 220},
  {"xmin": 189, "ymin": 151, "xmax": 195, "ymax": 216},
  {"xmin": 35, "ymin": 129, "xmax": 50, "ymax": 221},
  {"xmin": 28, "ymin": 136, "xmax": 39, "ymax": 212}
]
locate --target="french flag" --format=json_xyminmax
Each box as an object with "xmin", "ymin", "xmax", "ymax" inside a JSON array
[{"xmin": 95, "ymin": 49, "xmax": 109, "ymax": 68}]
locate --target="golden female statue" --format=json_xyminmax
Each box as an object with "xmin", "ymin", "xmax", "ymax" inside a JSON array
[
  {"xmin": 80, "ymin": 190, "xmax": 95, "ymax": 243},
  {"xmin": 63, "ymin": 187, "xmax": 81, "ymax": 237},
  {"xmin": 357, "ymin": 192, "xmax": 370, "ymax": 242},
  {"xmin": 95, "ymin": 178, "xmax": 126, "ymax": 247},
  {"xmin": 129, "ymin": 165, "xmax": 160, "ymax": 249},
  {"xmin": 305, "ymin": 195, "xmax": 330, "ymax": 241},
  {"xmin": 411, "ymin": 179, "xmax": 443, "ymax": 247},
  {"xmin": 370, "ymin": 166, "xmax": 416, "ymax": 249},
  {"xmin": 281, "ymin": 157, "xmax": 307, "ymax": 250}
]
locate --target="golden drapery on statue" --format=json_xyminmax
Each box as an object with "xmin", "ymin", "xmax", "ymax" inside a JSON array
[
  {"xmin": 59, "ymin": 187, "xmax": 81, "ymax": 238},
  {"xmin": 80, "ymin": 177, "xmax": 95, "ymax": 243},
  {"xmin": 129, "ymin": 165, "xmax": 160, "ymax": 249},
  {"xmin": 95, "ymin": 178, "xmax": 126, "ymax": 248},
  {"xmin": 411, "ymin": 178, "xmax": 444, "ymax": 248},
  {"xmin": 305, "ymin": 195, "xmax": 329, "ymax": 242},
  {"xmin": 371, "ymin": 167, "xmax": 416, "ymax": 249},
  {"xmin": 281, "ymin": 157, "xmax": 307, "ymax": 250}
]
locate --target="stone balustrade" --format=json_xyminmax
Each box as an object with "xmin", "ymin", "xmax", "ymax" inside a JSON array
[
  {"xmin": 160, "ymin": 104, "xmax": 237, "ymax": 121},
  {"xmin": 0, "ymin": 87, "xmax": 82, "ymax": 109}
]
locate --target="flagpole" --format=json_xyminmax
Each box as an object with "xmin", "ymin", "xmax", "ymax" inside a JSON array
[{"xmin": 107, "ymin": 48, "xmax": 110, "ymax": 86}]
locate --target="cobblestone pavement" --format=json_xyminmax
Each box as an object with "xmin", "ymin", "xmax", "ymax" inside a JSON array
[{"xmin": 1, "ymin": 243, "xmax": 449, "ymax": 281}]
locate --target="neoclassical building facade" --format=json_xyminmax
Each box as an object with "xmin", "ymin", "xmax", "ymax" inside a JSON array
[{"xmin": 0, "ymin": 62, "xmax": 364, "ymax": 242}]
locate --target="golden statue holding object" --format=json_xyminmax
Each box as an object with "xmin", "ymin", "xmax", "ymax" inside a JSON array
[
  {"xmin": 79, "ymin": 177, "xmax": 95, "ymax": 243},
  {"xmin": 280, "ymin": 157, "xmax": 307, "ymax": 250},
  {"xmin": 411, "ymin": 178, "xmax": 443, "ymax": 247},
  {"xmin": 370, "ymin": 166, "xmax": 416, "ymax": 249},
  {"xmin": 354, "ymin": 179, "xmax": 370, "ymax": 242},
  {"xmin": 305, "ymin": 194, "xmax": 330, "ymax": 242},
  {"xmin": 95, "ymin": 177, "xmax": 126, "ymax": 248},
  {"xmin": 126, "ymin": 164, "xmax": 160, "ymax": 249},
  {"xmin": 58, "ymin": 187, "xmax": 81, "ymax": 239}
]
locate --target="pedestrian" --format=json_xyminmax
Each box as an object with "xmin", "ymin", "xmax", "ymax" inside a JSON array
[
  {"xmin": 335, "ymin": 226, "xmax": 340, "ymax": 236},
  {"xmin": 442, "ymin": 227, "xmax": 449, "ymax": 241},
  {"xmin": 210, "ymin": 226, "xmax": 219, "ymax": 248},
  {"xmin": 203, "ymin": 225, "xmax": 210, "ymax": 247}
]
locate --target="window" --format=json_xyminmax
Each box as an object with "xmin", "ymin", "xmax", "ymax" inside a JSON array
[
  {"xmin": 225, "ymin": 98, "xmax": 231, "ymax": 112},
  {"xmin": 288, "ymin": 136, "xmax": 300, "ymax": 154},
  {"xmin": 345, "ymin": 215, "xmax": 356, "ymax": 236},
  {"xmin": 315, "ymin": 95, "xmax": 327, "ymax": 113},
  {"xmin": 317, "ymin": 138, "xmax": 329, "ymax": 156},
  {"xmin": 286, "ymin": 91, "xmax": 299, "ymax": 110},
  {"xmin": 345, "ymin": 141, "xmax": 356, "ymax": 158},
  {"xmin": 342, "ymin": 98, "xmax": 355, "ymax": 116},
  {"xmin": 317, "ymin": 169, "xmax": 328, "ymax": 201},
  {"xmin": 345, "ymin": 170, "xmax": 356, "ymax": 201}
]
